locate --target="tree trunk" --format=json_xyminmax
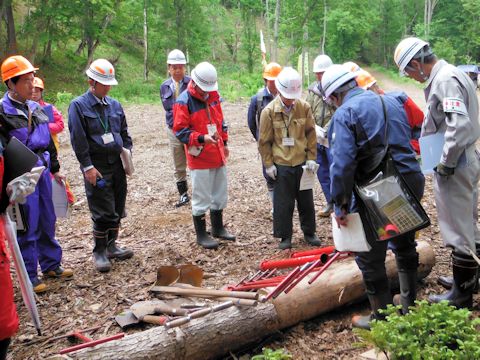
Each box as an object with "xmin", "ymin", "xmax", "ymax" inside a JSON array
[
  {"xmin": 272, "ymin": 0, "xmax": 280, "ymax": 62},
  {"xmin": 69, "ymin": 241, "xmax": 435, "ymax": 360},
  {"xmin": 3, "ymin": 0, "xmax": 17, "ymax": 54},
  {"xmin": 424, "ymin": 0, "xmax": 438, "ymax": 39},
  {"xmin": 143, "ymin": 0, "xmax": 148, "ymax": 81},
  {"xmin": 321, "ymin": 0, "xmax": 327, "ymax": 54}
]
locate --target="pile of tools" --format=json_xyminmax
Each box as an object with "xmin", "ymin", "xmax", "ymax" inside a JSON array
[
  {"xmin": 229, "ymin": 246, "xmax": 352, "ymax": 300},
  {"xmin": 115, "ymin": 264, "xmax": 258, "ymax": 329}
]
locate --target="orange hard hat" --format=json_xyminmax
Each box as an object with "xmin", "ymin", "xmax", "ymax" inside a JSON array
[
  {"xmin": 1, "ymin": 55, "xmax": 38, "ymax": 83},
  {"xmin": 263, "ymin": 62, "xmax": 282, "ymax": 80},
  {"xmin": 33, "ymin": 77, "xmax": 44, "ymax": 90},
  {"xmin": 356, "ymin": 69, "xmax": 377, "ymax": 90}
]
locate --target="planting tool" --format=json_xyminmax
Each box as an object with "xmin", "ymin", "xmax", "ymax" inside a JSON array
[
  {"xmin": 150, "ymin": 285, "xmax": 259, "ymax": 300},
  {"xmin": 155, "ymin": 265, "xmax": 180, "ymax": 286},
  {"xmin": 308, "ymin": 252, "xmax": 344, "ymax": 284},
  {"xmin": 178, "ymin": 264, "xmax": 203, "ymax": 287},
  {"xmin": 290, "ymin": 246, "xmax": 335, "ymax": 259},
  {"xmin": 53, "ymin": 327, "xmax": 124, "ymax": 355},
  {"xmin": 164, "ymin": 301, "xmax": 234, "ymax": 329},
  {"xmin": 115, "ymin": 309, "xmax": 168, "ymax": 328},
  {"xmin": 166, "ymin": 283, "xmax": 258, "ymax": 306},
  {"xmin": 264, "ymin": 266, "xmax": 302, "ymax": 301},
  {"xmin": 259, "ymin": 254, "xmax": 329, "ymax": 271},
  {"xmin": 131, "ymin": 300, "xmax": 189, "ymax": 318}
]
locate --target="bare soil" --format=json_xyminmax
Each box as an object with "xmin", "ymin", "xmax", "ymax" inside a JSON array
[{"xmin": 8, "ymin": 72, "xmax": 479, "ymax": 360}]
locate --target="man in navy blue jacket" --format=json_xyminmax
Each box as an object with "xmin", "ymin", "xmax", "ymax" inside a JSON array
[
  {"xmin": 69, "ymin": 59, "xmax": 133, "ymax": 273},
  {"xmin": 322, "ymin": 65, "xmax": 425, "ymax": 330},
  {"xmin": 160, "ymin": 49, "xmax": 191, "ymax": 207}
]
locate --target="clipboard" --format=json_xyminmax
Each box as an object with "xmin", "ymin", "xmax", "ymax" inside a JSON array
[
  {"xmin": 51, "ymin": 179, "xmax": 70, "ymax": 218},
  {"xmin": 4, "ymin": 137, "xmax": 39, "ymax": 184}
]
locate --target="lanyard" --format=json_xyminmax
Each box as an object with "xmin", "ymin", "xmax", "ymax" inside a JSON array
[
  {"xmin": 95, "ymin": 111, "xmax": 109, "ymax": 133},
  {"xmin": 281, "ymin": 111, "xmax": 293, "ymax": 137}
]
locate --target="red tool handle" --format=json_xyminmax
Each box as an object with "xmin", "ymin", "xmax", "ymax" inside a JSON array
[
  {"xmin": 283, "ymin": 258, "xmax": 322, "ymax": 294},
  {"xmin": 59, "ymin": 333, "xmax": 125, "ymax": 354},
  {"xmin": 290, "ymin": 246, "xmax": 335, "ymax": 259},
  {"xmin": 308, "ymin": 252, "xmax": 343, "ymax": 285},
  {"xmin": 264, "ymin": 266, "xmax": 302, "ymax": 301},
  {"xmin": 259, "ymin": 254, "xmax": 328, "ymax": 271}
]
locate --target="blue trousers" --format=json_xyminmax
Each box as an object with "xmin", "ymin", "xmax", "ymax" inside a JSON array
[
  {"xmin": 316, "ymin": 144, "xmax": 332, "ymax": 203},
  {"xmin": 18, "ymin": 170, "xmax": 62, "ymax": 281}
]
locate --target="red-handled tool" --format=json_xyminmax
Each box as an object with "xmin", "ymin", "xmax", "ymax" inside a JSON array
[{"xmin": 290, "ymin": 246, "xmax": 335, "ymax": 259}]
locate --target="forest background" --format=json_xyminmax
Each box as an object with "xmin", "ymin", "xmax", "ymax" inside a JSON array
[{"xmin": 0, "ymin": 0, "xmax": 479, "ymax": 107}]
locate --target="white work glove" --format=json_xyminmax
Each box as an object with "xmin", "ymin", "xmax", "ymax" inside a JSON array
[
  {"xmin": 305, "ymin": 160, "xmax": 317, "ymax": 173},
  {"xmin": 7, "ymin": 166, "xmax": 45, "ymax": 204},
  {"xmin": 266, "ymin": 165, "xmax": 277, "ymax": 180}
]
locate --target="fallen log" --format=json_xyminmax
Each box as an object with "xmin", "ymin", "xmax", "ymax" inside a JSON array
[{"xmin": 67, "ymin": 241, "xmax": 435, "ymax": 360}]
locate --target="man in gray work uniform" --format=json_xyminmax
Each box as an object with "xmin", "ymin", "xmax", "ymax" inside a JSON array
[{"xmin": 394, "ymin": 37, "xmax": 480, "ymax": 309}]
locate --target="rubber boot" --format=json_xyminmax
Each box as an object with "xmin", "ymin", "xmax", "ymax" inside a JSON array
[
  {"xmin": 304, "ymin": 233, "xmax": 321, "ymax": 246},
  {"xmin": 176, "ymin": 180, "xmax": 190, "ymax": 207},
  {"xmin": 93, "ymin": 230, "xmax": 111, "ymax": 273},
  {"xmin": 393, "ymin": 271, "xmax": 417, "ymax": 314},
  {"xmin": 437, "ymin": 244, "xmax": 480, "ymax": 294},
  {"xmin": 352, "ymin": 280, "xmax": 393, "ymax": 330},
  {"xmin": 429, "ymin": 252, "xmax": 478, "ymax": 309},
  {"xmin": 193, "ymin": 215, "xmax": 219, "ymax": 249},
  {"xmin": 279, "ymin": 237, "xmax": 292, "ymax": 250},
  {"xmin": 210, "ymin": 209, "xmax": 235, "ymax": 241},
  {"xmin": 106, "ymin": 228, "xmax": 134, "ymax": 260}
]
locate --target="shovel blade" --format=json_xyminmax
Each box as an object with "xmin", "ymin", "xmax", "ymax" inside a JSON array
[
  {"xmin": 155, "ymin": 265, "xmax": 180, "ymax": 286},
  {"xmin": 178, "ymin": 264, "xmax": 203, "ymax": 287},
  {"xmin": 115, "ymin": 310, "xmax": 139, "ymax": 328}
]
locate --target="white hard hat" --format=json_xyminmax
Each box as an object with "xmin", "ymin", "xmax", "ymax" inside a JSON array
[
  {"xmin": 86, "ymin": 59, "xmax": 118, "ymax": 85},
  {"xmin": 191, "ymin": 62, "xmax": 218, "ymax": 92},
  {"xmin": 321, "ymin": 64, "xmax": 357, "ymax": 98},
  {"xmin": 167, "ymin": 49, "xmax": 187, "ymax": 65},
  {"xmin": 394, "ymin": 37, "xmax": 429, "ymax": 72},
  {"xmin": 275, "ymin": 67, "xmax": 302, "ymax": 100},
  {"xmin": 313, "ymin": 55, "xmax": 333, "ymax": 73}
]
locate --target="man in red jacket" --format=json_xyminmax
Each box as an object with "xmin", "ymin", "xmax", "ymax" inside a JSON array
[{"xmin": 173, "ymin": 62, "xmax": 235, "ymax": 249}]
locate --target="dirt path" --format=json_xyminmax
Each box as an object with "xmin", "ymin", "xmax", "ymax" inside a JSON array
[{"xmin": 8, "ymin": 77, "xmax": 477, "ymax": 359}]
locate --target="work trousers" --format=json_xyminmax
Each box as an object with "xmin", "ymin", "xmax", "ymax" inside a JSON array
[
  {"xmin": 316, "ymin": 144, "xmax": 332, "ymax": 203},
  {"xmin": 84, "ymin": 160, "xmax": 127, "ymax": 233},
  {"xmin": 167, "ymin": 127, "xmax": 187, "ymax": 183},
  {"xmin": 190, "ymin": 166, "xmax": 228, "ymax": 216},
  {"xmin": 355, "ymin": 172, "xmax": 425, "ymax": 284},
  {"xmin": 18, "ymin": 169, "xmax": 62, "ymax": 280},
  {"xmin": 273, "ymin": 164, "xmax": 316, "ymax": 239},
  {"xmin": 433, "ymin": 145, "xmax": 480, "ymax": 256}
]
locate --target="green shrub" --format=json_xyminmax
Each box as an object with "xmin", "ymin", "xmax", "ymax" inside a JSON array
[
  {"xmin": 355, "ymin": 300, "xmax": 480, "ymax": 359},
  {"xmin": 251, "ymin": 347, "xmax": 292, "ymax": 360}
]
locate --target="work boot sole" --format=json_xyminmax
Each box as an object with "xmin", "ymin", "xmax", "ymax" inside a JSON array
[
  {"xmin": 44, "ymin": 269, "xmax": 74, "ymax": 278},
  {"xmin": 33, "ymin": 283, "xmax": 48, "ymax": 294},
  {"xmin": 106, "ymin": 251, "xmax": 134, "ymax": 260}
]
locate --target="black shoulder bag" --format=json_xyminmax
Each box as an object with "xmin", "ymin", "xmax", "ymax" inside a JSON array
[{"xmin": 353, "ymin": 96, "xmax": 430, "ymax": 241}]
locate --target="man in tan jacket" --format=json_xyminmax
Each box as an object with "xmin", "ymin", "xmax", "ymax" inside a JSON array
[{"xmin": 258, "ymin": 67, "xmax": 320, "ymax": 249}]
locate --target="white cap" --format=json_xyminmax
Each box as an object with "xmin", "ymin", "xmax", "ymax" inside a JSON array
[
  {"xmin": 167, "ymin": 49, "xmax": 187, "ymax": 65},
  {"xmin": 191, "ymin": 62, "xmax": 218, "ymax": 92},
  {"xmin": 313, "ymin": 55, "xmax": 333, "ymax": 73},
  {"xmin": 321, "ymin": 64, "xmax": 357, "ymax": 98},
  {"xmin": 394, "ymin": 37, "xmax": 430, "ymax": 72},
  {"xmin": 275, "ymin": 67, "xmax": 302, "ymax": 100},
  {"xmin": 86, "ymin": 59, "xmax": 118, "ymax": 85}
]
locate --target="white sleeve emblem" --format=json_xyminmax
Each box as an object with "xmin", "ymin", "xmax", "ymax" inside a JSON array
[{"xmin": 443, "ymin": 97, "xmax": 467, "ymax": 115}]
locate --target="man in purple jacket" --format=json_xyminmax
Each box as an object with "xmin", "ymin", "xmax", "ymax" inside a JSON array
[{"xmin": 160, "ymin": 49, "xmax": 191, "ymax": 207}]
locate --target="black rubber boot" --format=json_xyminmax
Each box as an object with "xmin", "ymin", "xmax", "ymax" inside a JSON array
[
  {"xmin": 106, "ymin": 227, "xmax": 134, "ymax": 260},
  {"xmin": 93, "ymin": 230, "xmax": 111, "ymax": 273},
  {"xmin": 175, "ymin": 180, "xmax": 190, "ymax": 207},
  {"xmin": 210, "ymin": 209, "xmax": 235, "ymax": 241},
  {"xmin": 352, "ymin": 280, "xmax": 393, "ymax": 330},
  {"xmin": 278, "ymin": 237, "xmax": 292, "ymax": 250},
  {"xmin": 193, "ymin": 215, "xmax": 219, "ymax": 249},
  {"xmin": 304, "ymin": 233, "xmax": 321, "ymax": 246},
  {"xmin": 318, "ymin": 202, "xmax": 333, "ymax": 218},
  {"xmin": 429, "ymin": 252, "xmax": 478, "ymax": 309},
  {"xmin": 437, "ymin": 245, "xmax": 480, "ymax": 294},
  {"xmin": 393, "ymin": 271, "xmax": 417, "ymax": 314}
]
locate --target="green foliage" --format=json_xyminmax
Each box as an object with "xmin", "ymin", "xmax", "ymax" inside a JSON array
[
  {"xmin": 251, "ymin": 347, "xmax": 292, "ymax": 360},
  {"xmin": 355, "ymin": 301, "xmax": 480, "ymax": 360}
]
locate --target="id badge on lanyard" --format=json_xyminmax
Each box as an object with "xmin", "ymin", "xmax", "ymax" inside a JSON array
[{"xmin": 96, "ymin": 111, "xmax": 114, "ymax": 144}]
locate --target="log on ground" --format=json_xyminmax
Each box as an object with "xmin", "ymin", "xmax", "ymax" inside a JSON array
[{"xmin": 67, "ymin": 241, "xmax": 435, "ymax": 360}]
